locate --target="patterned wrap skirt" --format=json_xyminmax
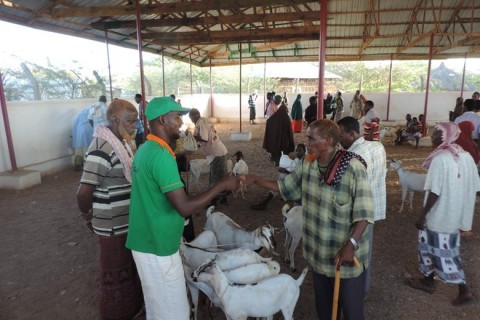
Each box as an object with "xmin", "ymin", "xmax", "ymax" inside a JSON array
[
  {"xmin": 417, "ymin": 229, "xmax": 466, "ymax": 285},
  {"xmin": 99, "ymin": 234, "xmax": 143, "ymax": 320}
]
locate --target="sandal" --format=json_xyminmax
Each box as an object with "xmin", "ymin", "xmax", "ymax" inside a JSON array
[
  {"xmin": 452, "ymin": 292, "xmax": 474, "ymax": 306},
  {"xmin": 407, "ymin": 277, "xmax": 435, "ymax": 294}
]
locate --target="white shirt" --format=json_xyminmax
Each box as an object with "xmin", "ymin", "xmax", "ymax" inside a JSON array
[
  {"xmin": 87, "ymin": 102, "xmax": 109, "ymax": 132},
  {"xmin": 454, "ymin": 111, "xmax": 480, "ymax": 139},
  {"xmin": 424, "ymin": 152, "xmax": 480, "ymax": 233},
  {"xmin": 348, "ymin": 137, "xmax": 387, "ymax": 221}
]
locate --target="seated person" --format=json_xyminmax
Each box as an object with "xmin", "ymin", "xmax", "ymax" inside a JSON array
[
  {"xmin": 396, "ymin": 114, "xmax": 413, "ymax": 144},
  {"xmin": 397, "ymin": 115, "xmax": 422, "ymax": 147}
]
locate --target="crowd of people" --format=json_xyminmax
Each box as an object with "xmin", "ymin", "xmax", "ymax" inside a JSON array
[{"xmin": 73, "ymin": 89, "xmax": 480, "ymax": 320}]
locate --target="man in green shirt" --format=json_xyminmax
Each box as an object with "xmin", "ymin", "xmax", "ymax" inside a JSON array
[
  {"xmin": 126, "ymin": 97, "xmax": 240, "ymax": 320},
  {"xmin": 243, "ymin": 119, "xmax": 374, "ymax": 320}
]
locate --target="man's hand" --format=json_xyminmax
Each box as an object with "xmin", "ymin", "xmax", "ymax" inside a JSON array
[
  {"xmin": 221, "ymin": 175, "xmax": 244, "ymax": 192},
  {"xmin": 415, "ymin": 215, "xmax": 426, "ymax": 230},
  {"xmin": 335, "ymin": 241, "xmax": 356, "ymax": 271}
]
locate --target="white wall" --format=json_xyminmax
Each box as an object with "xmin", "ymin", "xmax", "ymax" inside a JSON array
[{"xmin": 0, "ymin": 91, "xmax": 475, "ymax": 174}]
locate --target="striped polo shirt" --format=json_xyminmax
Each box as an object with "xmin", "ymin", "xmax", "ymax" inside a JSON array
[{"xmin": 81, "ymin": 137, "xmax": 131, "ymax": 236}]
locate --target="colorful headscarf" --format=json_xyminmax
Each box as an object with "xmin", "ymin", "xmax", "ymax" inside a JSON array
[{"xmin": 422, "ymin": 122, "xmax": 463, "ymax": 169}]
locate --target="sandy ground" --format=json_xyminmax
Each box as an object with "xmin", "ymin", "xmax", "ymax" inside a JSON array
[{"xmin": 1, "ymin": 121, "xmax": 480, "ymax": 320}]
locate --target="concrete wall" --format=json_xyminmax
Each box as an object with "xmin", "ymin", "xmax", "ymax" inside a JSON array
[{"xmin": 0, "ymin": 91, "xmax": 476, "ymax": 174}]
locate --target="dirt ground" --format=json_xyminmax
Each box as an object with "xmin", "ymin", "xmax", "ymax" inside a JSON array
[{"xmin": 1, "ymin": 121, "xmax": 480, "ymax": 320}]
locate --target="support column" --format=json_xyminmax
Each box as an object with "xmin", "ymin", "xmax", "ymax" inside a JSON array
[
  {"xmin": 317, "ymin": 0, "xmax": 328, "ymax": 119},
  {"xmin": 104, "ymin": 30, "xmax": 114, "ymax": 102},
  {"xmin": 209, "ymin": 58, "xmax": 213, "ymax": 117},
  {"xmin": 386, "ymin": 55, "xmax": 393, "ymax": 121},
  {"xmin": 0, "ymin": 72, "xmax": 17, "ymax": 172},
  {"xmin": 162, "ymin": 48, "xmax": 166, "ymax": 96},
  {"xmin": 460, "ymin": 53, "xmax": 467, "ymax": 99},
  {"xmin": 423, "ymin": 33, "xmax": 434, "ymax": 123},
  {"xmin": 135, "ymin": 0, "xmax": 147, "ymax": 136},
  {"xmin": 264, "ymin": 57, "xmax": 267, "ymax": 117},
  {"xmin": 239, "ymin": 43, "xmax": 242, "ymax": 133},
  {"xmin": 190, "ymin": 55, "xmax": 193, "ymax": 99}
]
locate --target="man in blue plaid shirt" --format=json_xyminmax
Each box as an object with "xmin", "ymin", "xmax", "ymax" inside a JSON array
[{"xmin": 243, "ymin": 119, "xmax": 374, "ymax": 320}]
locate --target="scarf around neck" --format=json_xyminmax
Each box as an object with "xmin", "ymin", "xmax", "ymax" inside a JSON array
[
  {"xmin": 93, "ymin": 125, "xmax": 135, "ymax": 183},
  {"xmin": 309, "ymin": 149, "xmax": 367, "ymax": 187},
  {"xmin": 422, "ymin": 122, "xmax": 463, "ymax": 169}
]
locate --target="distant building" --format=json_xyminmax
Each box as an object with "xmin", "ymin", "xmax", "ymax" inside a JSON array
[{"xmin": 253, "ymin": 62, "xmax": 342, "ymax": 94}]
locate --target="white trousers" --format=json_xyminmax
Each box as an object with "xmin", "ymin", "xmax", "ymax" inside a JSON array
[{"xmin": 132, "ymin": 250, "xmax": 190, "ymax": 320}]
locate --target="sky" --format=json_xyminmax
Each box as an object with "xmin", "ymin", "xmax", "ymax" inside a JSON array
[
  {"xmin": 1, "ymin": 20, "xmax": 479, "ymax": 76},
  {"xmin": 0, "ymin": 21, "xmax": 155, "ymax": 77}
]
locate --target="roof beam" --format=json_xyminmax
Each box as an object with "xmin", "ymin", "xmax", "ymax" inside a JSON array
[
  {"xmin": 143, "ymin": 27, "xmax": 319, "ymax": 45},
  {"xmin": 51, "ymin": 0, "xmax": 316, "ymax": 18},
  {"xmin": 91, "ymin": 11, "xmax": 321, "ymax": 30},
  {"xmin": 358, "ymin": 0, "xmax": 380, "ymax": 55},
  {"xmin": 434, "ymin": 35, "xmax": 480, "ymax": 54}
]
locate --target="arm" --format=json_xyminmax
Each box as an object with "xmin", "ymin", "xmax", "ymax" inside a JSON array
[
  {"xmin": 166, "ymin": 175, "xmax": 241, "ymax": 217},
  {"xmin": 77, "ymin": 183, "xmax": 95, "ymax": 227},
  {"xmin": 415, "ymin": 191, "xmax": 439, "ymax": 230},
  {"xmin": 335, "ymin": 220, "xmax": 369, "ymax": 270},
  {"xmin": 243, "ymin": 174, "xmax": 280, "ymax": 191}
]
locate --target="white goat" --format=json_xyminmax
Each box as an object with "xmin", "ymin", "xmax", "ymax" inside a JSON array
[
  {"xmin": 204, "ymin": 206, "xmax": 278, "ymax": 254},
  {"xmin": 380, "ymin": 126, "xmax": 398, "ymax": 146},
  {"xmin": 184, "ymin": 260, "xmax": 280, "ymax": 320},
  {"xmin": 390, "ymin": 159, "xmax": 426, "ymax": 212},
  {"xmin": 182, "ymin": 230, "xmax": 277, "ymax": 320},
  {"xmin": 232, "ymin": 158, "xmax": 249, "ymax": 199},
  {"xmin": 281, "ymin": 204, "xmax": 303, "ymax": 272},
  {"xmin": 190, "ymin": 158, "xmax": 233, "ymax": 182},
  {"xmin": 192, "ymin": 258, "xmax": 308, "ymax": 320},
  {"xmin": 180, "ymin": 244, "xmax": 272, "ymax": 271}
]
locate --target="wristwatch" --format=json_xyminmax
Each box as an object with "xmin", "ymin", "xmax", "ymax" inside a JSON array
[{"xmin": 349, "ymin": 237, "xmax": 359, "ymax": 251}]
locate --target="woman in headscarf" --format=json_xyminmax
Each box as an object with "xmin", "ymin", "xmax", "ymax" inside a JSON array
[
  {"xmin": 455, "ymin": 121, "xmax": 480, "ymax": 165},
  {"xmin": 290, "ymin": 94, "xmax": 303, "ymax": 133}
]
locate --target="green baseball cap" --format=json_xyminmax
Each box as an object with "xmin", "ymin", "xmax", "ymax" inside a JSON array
[{"xmin": 145, "ymin": 96, "xmax": 191, "ymax": 121}]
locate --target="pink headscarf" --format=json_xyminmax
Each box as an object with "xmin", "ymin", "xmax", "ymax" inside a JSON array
[{"xmin": 422, "ymin": 122, "xmax": 464, "ymax": 169}]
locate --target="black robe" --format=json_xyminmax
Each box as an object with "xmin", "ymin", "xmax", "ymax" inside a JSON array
[{"xmin": 263, "ymin": 104, "xmax": 295, "ymax": 166}]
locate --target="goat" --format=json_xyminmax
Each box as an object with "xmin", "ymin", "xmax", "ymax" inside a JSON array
[
  {"xmin": 190, "ymin": 158, "xmax": 233, "ymax": 183},
  {"xmin": 180, "ymin": 244, "xmax": 272, "ymax": 271},
  {"xmin": 184, "ymin": 259, "xmax": 280, "ymax": 320},
  {"xmin": 204, "ymin": 206, "xmax": 278, "ymax": 255},
  {"xmin": 390, "ymin": 159, "xmax": 426, "ymax": 212},
  {"xmin": 380, "ymin": 126, "xmax": 398, "ymax": 146},
  {"xmin": 281, "ymin": 204, "xmax": 303, "ymax": 272},
  {"xmin": 181, "ymin": 231, "xmax": 278, "ymax": 320},
  {"xmin": 192, "ymin": 257, "xmax": 308, "ymax": 320},
  {"xmin": 231, "ymin": 151, "xmax": 248, "ymax": 199}
]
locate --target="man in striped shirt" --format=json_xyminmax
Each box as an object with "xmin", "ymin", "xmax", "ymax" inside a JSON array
[{"xmin": 77, "ymin": 99, "xmax": 143, "ymax": 320}]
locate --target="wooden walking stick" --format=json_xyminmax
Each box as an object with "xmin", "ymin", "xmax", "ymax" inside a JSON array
[{"xmin": 331, "ymin": 256, "xmax": 360, "ymax": 320}]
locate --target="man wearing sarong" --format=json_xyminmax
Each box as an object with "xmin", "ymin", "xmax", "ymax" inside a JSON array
[
  {"xmin": 243, "ymin": 119, "xmax": 374, "ymax": 320},
  {"xmin": 77, "ymin": 99, "xmax": 143, "ymax": 320},
  {"xmin": 409, "ymin": 122, "xmax": 480, "ymax": 306},
  {"xmin": 189, "ymin": 108, "xmax": 228, "ymax": 189}
]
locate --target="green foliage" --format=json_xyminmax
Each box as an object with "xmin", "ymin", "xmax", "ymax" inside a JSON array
[
  {"xmin": 3, "ymin": 55, "xmax": 478, "ymax": 102},
  {"xmin": 2, "ymin": 62, "xmax": 103, "ymax": 101}
]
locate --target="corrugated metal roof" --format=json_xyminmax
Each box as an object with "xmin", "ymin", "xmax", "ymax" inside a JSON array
[{"xmin": 0, "ymin": 0, "xmax": 478, "ymax": 67}]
